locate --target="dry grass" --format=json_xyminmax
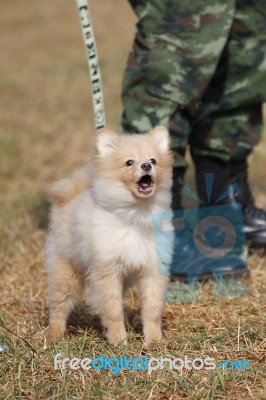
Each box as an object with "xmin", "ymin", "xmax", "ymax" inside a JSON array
[{"xmin": 0, "ymin": 1, "xmax": 265, "ymax": 399}]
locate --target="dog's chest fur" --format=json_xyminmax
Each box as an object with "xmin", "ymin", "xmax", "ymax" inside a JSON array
[{"xmin": 90, "ymin": 202, "xmax": 157, "ymax": 272}]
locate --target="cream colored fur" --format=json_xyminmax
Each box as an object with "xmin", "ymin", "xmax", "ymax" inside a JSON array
[{"xmin": 45, "ymin": 126, "xmax": 173, "ymax": 346}]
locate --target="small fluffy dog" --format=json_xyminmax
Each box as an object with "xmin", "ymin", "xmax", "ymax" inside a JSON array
[{"xmin": 45, "ymin": 126, "xmax": 173, "ymax": 345}]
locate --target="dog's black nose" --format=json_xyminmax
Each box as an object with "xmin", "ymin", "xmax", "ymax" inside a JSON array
[{"xmin": 141, "ymin": 163, "xmax": 152, "ymax": 171}]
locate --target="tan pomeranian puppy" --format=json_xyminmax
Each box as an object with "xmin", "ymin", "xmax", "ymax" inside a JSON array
[{"xmin": 45, "ymin": 126, "xmax": 173, "ymax": 346}]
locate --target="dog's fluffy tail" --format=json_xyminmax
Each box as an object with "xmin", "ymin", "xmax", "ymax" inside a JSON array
[{"xmin": 49, "ymin": 165, "xmax": 92, "ymax": 206}]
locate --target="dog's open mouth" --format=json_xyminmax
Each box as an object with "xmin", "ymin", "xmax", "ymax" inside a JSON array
[{"xmin": 137, "ymin": 175, "xmax": 153, "ymax": 195}]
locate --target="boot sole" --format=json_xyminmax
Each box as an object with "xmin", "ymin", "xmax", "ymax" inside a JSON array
[{"xmin": 170, "ymin": 265, "xmax": 250, "ymax": 283}]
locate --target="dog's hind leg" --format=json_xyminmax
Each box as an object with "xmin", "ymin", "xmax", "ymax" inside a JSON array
[{"xmin": 46, "ymin": 258, "xmax": 83, "ymax": 340}]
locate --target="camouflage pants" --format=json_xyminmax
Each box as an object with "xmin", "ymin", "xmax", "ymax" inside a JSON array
[{"xmin": 121, "ymin": 0, "xmax": 266, "ymax": 167}]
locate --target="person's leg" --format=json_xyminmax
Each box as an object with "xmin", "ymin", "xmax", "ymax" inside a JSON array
[
  {"xmin": 121, "ymin": 0, "xmax": 236, "ymax": 210},
  {"xmin": 190, "ymin": 0, "xmax": 266, "ymax": 248},
  {"xmin": 122, "ymin": 1, "xmax": 245, "ymax": 284}
]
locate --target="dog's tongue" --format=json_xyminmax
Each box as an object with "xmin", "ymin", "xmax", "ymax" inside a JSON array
[
  {"xmin": 138, "ymin": 175, "xmax": 152, "ymax": 194},
  {"xmin": 139, "ymin": 181, "xmax": 149, "ymax": 189}
]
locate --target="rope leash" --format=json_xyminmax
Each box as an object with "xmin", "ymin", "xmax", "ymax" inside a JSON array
[{"xmin": 76, "ymin": 0, "xmax": 106, "ymax": 130}]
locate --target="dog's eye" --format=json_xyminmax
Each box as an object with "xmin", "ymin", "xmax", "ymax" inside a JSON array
[
  {"xmin": 150, "ymin": 158, "xmax": 156, "ymax": 165},
  {"xmin": 126, "ymin": 160, "xmax": 134, "ymax": 166}
]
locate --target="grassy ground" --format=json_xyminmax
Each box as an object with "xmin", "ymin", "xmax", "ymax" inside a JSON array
[{"xmin": 0, "ymin": 1, "xmax": 265, "ymax": 399}]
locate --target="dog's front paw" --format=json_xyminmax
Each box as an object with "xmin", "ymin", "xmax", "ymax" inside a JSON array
[
  {"xmin": 46, "ymin": 326, "xmax": 64, "ymax": 341},
  {"xmin": 106, "ymin": 324, "xmax": 127, "ymax": 346},
  {"xmin": 144, "ymin": 323, "xmax": 162, "ymax": 345}
]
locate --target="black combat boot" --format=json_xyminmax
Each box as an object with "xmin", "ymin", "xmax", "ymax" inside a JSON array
[
  {"xmin": 194, "ymin": 156, "xmax": 231, "ymax": 205},
  {"xmin": 186, "ymin": 155, "xmax": 249, "ymax": 281},
  {"xmin": 230, "ymin": 159, "xmax": 266, "ymax": 249},
  {"xmin": 171, "ymin": 167, "xmax": 186, "ymax": 210},
  {"xmin": 194, "ymin": 156, "xmax": 266, "ymax": 249},
  {"xmin": 170, "ymin": 166, "xmax": 197, "ymax": 282},
  {"xmin": 170, "ymin": 159, "xmax": 248, "ymax": 283}
]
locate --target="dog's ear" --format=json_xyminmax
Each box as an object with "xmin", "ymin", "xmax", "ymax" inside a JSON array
[
  {"xmin": 150, "ymin": 126, "xmax": 170, "ymax": 153},
  {"xmin": 96, "ymin": 128, "xmax": 120, "ymax": 156}
]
